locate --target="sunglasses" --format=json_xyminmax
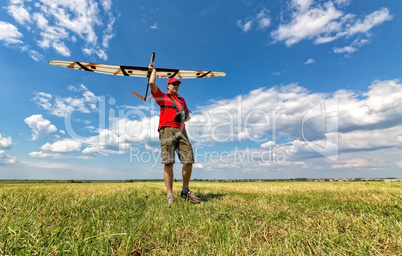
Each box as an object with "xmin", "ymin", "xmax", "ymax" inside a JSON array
[{"xmin": 170, "ymin": 82, "xmax": 180, "ymax": 86}]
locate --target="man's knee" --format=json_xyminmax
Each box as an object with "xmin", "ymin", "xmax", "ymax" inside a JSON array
[{"xmin": 164, "ymin": 163, "xmax": 174, "ymax": 170}]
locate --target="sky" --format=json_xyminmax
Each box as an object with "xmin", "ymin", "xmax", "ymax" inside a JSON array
[{"xmin": 0, "ymin": 0, "xmax": 402, "ymax": 180}]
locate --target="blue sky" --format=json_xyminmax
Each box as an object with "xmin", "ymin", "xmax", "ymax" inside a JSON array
[{"xmin": 1, "ymin": 0, "xmax": 402, "ymax": 180}]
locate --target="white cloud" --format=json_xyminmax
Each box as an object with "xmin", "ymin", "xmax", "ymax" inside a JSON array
[
  {"xmin": 333, "ymin": 38, "xmax": 368, "ymax": 54},
  {"xmin": 0, "ymin": 134, "xmax": 13, "ymax": 149},
  {"xmin": 272, "ymin": 2, "xmax": 343, "ymax": 46},
  {"xmin": 103, "ymin": 31, "xmax": 114, "ymax": 48},
  {"xmin": 32, "ymin": 85, "xmax": 100, "ymax": 117},
  {"xmin": 259, "ymin": 18, "xmax": 270, "ymax": 29},
  {"xmin": 101, "ymin": 0, "xmax": 112, "ymax": 11},
  {"xmin": 113, "ymin": 115, "xmax": 159, "ymax": 144},
  {"xmin": 4, "ymin": 0, "xmax": 117, "ymax": 60},
  {"xmin": 27, "ymin": 79, "xmax": 402, "ymax": 172},
  {"xmin": 257, "ymin": 8, "xmax": 270, "ymax": 30},
  {"xmin": 333, "ymin": 45, "xmax": 355, "ymax": 54},
  {"xmin": 237, "ymin": 20, "xmax": 252, "ymax": 32},
  {"xmin": 67, "ymin": 85, "xmax": 79, "ymax": 92},
  {"xmin": 31, "ymin": 112, "xmax": 159, "ymax": 157},
  {"xmin": 305, "ymin": 58, "xmax": 315, "ymax": 64},
  {"xmin": 81, "ymin": 146, "xmax": 107, "ymax": 156},
  {"xmin": 261, "ymin": 141, "xmax": 275, "ymax": 149},
  {"xmin": 82, "ymin": 128, "xmax": 132, "ymax": 155},
  {"xmin": 272, "ymin": 0, "xmax": 392, "ymax": 51},
  {"xmin": 345, "ymin": 8, "xmax": 391, "ymax": 35},
  {"xmin": 29, "ymin": 113, "xmax": 158, "ymax": 157},
  {"xmin": 337, "ymin": 80, "xmax": 402, "ymax": 129},
  {"xmin": 0, "ymin": 150, "xmax": 17, "ymax": 165},
  {"xmin": 55, "ymin": 79, "xmax": 402, "ymax": 163},
  {"xmin": 41, "ymin": 139, "xmax": 81, "ymax": 153},
  {"xmin": 25, "ymin": 161, "xmax": 75, "ymax": 169},
  {"xmin": 0, "ymin": 21, "xmax": 23, "ymax": 44},
  {"xmin": 7, "ymin": 3, "xmax": 31, "ymax": 25},
  {"xmin": 29, "ymin": 151, "xmax": 62, "ymax": 158},
  {"xmin": 27, "ymin": 49, "xmax": 44, "ymax": 62},
  {"xmin": 292, "ymin": 0, "xmax": 314, "ymax": 13},
  {"xmin": 0, "ymin": 20, "xmax": 45, "ymax": 61},
  {"xmin": 193, "ymin": 163, "xmax": 203, "ymax": 169},
  {"xmin": 334, "ymin": 0, "xmax": 349, "ymax": 5},
  {"xmin": 237, "ymin": 7, "xmax": 270, "ymax": 32},
  {"xmin": 182, "ymin": 79, "xmax": 402, "ymax": 161},
  {"xmin": 145, "ymin": 143, "xmax": 159, "ymax": 153},
  {"xmin": 0, "ymin": 133, "xmax": 15, "ymax": 165},
  {"xmin": 150, "ymin": 22, "xmax": 158, "ymax": 30},
  {"xmin": 33, "ymin": 12, "xmax": 47, "ymax": 29},
  {"xmin": 187, "ymin": 84, "xmax": 328, "ymax": 144},
  {"xmin": 51, "ymin": 42, "xmax": 71, "ymax": 57},
  {"xmin": 339, "ymin": 125, "xmax": 402, "ymax": 151},
  {"xmin": 32, "ymin": 92, "xmax": 52, "ymax": 110},
  {"xmin": 24, "ymin": 114, "xmax": 58, "ymax": 140},
  {"xmin": 331, "ymin": 158, "xmax": 369, "ymax": 169}
]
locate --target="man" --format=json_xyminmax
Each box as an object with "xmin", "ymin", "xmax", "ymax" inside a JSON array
[{"xmin": 148, "ymin": 65, "xmax": 201, "ymax": 204}]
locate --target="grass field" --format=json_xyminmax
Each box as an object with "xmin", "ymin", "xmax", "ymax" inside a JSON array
[{"xmin": 0, "ymin": 180, "xmax": 401, "ymax": 255}]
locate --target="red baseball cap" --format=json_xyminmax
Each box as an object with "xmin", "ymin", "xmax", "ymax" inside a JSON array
[{"xmin": 167, "ymin": 78, "xmax": 181, "ymax": 85}]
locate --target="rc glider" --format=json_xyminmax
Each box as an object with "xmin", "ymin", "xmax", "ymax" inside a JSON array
[{"xmin": 48, "ymin": 52, "xmax": 226, "ymax": 101}]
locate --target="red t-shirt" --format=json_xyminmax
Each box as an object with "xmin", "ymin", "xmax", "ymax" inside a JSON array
[{"xmin": 152, "ymin": 87, "xmax": 189, "ymax": 131}]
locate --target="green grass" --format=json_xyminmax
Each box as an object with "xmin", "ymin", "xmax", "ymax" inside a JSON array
[{"xmin": 0, "ymin": 181, "xmax": 401, "ymax": 255}]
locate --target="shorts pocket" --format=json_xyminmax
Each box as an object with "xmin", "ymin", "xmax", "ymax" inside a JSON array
[{"xmin": 159, "ymin": 128, "xmax": 164, "ymax": 141}]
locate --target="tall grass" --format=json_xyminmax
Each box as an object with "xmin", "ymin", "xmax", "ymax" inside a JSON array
[{"xmin": 0, "ymin": 181, "xmax": 401, "ymax": 255}]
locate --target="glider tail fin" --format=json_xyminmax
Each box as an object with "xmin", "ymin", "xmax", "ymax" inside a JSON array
[{"xmin": 130, "ymin": 90, "xmax": 152, "ymax": 101}]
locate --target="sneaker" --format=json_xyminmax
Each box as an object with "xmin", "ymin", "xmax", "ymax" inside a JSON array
[
  {"xmin": 181, "ymin": 190, "xmax": 201, "ymax": 204},
  {"xmin": 167, "ymin": 196, "xmax": 175, "ymax": 205}
]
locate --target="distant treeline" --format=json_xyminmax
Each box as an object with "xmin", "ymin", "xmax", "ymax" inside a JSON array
[{"xmin": 1, "ymin": 178, "xmax": 399, "ymax": 183}]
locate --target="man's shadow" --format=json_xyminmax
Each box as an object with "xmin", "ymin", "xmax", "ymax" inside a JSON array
[{"xmin": 198, "ymin": 193, "xmax": 226, "ymax": 202}]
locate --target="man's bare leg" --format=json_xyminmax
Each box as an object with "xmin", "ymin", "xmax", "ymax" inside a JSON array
[
  {"xmin": 164, "ymin": 163, "xmax": 174, "ymax": 196},
  {"xmin": 182, "ymin": 163, "xmax": 193, "ymax": 189},
  {"xmin": 181, "ymin": 163, "xmax": 200, "ymax": 203}
]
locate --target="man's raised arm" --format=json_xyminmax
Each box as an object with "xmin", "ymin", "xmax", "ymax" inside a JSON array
[{"xmin": 148, "ymin": 65, "xmax": 158, "ymax": 94}]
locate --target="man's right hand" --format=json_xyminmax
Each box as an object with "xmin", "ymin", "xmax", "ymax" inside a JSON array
[{"xmin": 148, "ymin": 65, "xmax": 158, "ymax": 94}]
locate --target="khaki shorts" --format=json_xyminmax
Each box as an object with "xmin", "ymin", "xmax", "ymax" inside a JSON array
[{"xmin": 159, "ymin": 127, "xmax": 194, "ymax": 164}]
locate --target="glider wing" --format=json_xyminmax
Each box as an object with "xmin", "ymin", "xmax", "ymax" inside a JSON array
[{"xmin": 48, "ymin": 60, "xmax": 226, "ymax": 78}]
